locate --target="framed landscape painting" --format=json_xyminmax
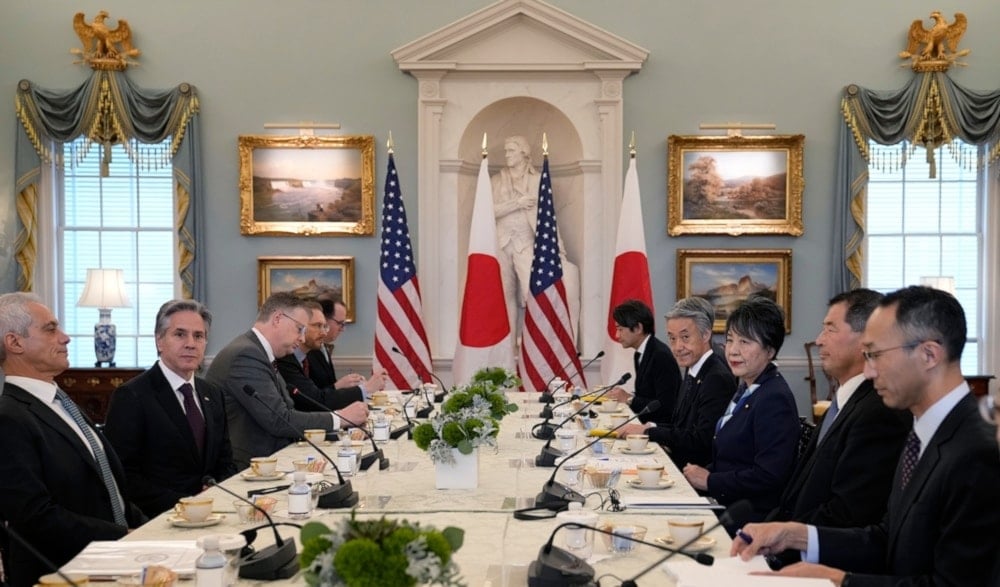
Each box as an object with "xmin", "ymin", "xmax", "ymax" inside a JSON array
[
  {"xmin": 257, "ymin": 256, "xmax": 355, "ymax": 322},
  {"xmin": 676, "ymin": 249, "xmax": 792, "ymax": 333},
  {"xmin": 667, "ymin": 134, "xmax": 804, "ymax": 236},
  {"xmin": 239, "ymin": 134, "xmax": 375, "ymax": 236}
]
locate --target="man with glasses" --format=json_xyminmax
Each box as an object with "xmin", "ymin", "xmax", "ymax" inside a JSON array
[
  {"xmin": 305, "ymin": 296, "xmax": 385, "ymax": 398},
  {"xmin": 732, "ymin": 285, "xmax": 1000, "ymax": 586},
  {"xmin": 277, "ymin": 299, "xmax": 373, "ymax": 411},
  {"xmin": 207, "ymin": 292, "xmax": 369, "ymax": 469}
]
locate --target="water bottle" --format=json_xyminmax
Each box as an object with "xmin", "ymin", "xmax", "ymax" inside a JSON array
[
  {"xmin": 287, "ymin": 471, "xmax": 312, "ymax": 519},
  {"xmin": 195, "ymin": 536, "xmax": 227, "ymax": 587}
]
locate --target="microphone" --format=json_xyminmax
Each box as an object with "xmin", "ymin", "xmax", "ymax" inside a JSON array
[
  {"xmin": 392, "ymin": 346, "xmax": 449, "ymax": 402},
  {"xmin": 242, "ymin": 385, "xmax": 358, "ymax": 508},
  {"xmin": 524, "ymin": 398, "xmax": 660, "ymax": 515},
  {"xmin": 0, "ymin": 524, "xmax": 82, "ymax": 586},
  {"xmin": 287, "ymin": 386, "xmax": 389, "ymax": 471},
  {"xmin": 398, "ymin": 391, "xmax": 417, "ymax": 439},
  {"xmin": 203, "ymin": 476, "xmax": 297, "ymax": 580},
  {"xmin": 527, "ymin": 519, "xmax": 715, "ymax": 586},
  {"xmin": 538, "ymin": 352, "xmax": 582, "ymax": 404},
  {"xmin": 538, "ymin": 351, "xmax": 604, "ymax": 404},
  {"xmin": 533, "ymin": 373, "xmax": 630, "ymax": 457},
  {"xmin": 618, "ymin": 500, "xmax": 754, "ymax": 587}
]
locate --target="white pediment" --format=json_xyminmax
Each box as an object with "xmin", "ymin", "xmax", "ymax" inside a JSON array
[{"xmin": 392, "ymin": 0, "xmax": 648, "ymax": 72}]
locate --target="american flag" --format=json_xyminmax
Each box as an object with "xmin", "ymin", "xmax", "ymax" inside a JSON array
[
  {"xmin": 374, "ymin": 152, "xmax": 433, "ymax": 390},
  {"xmin": 519, "ymin": 156, "xmax": 585, "ymax": 391}
]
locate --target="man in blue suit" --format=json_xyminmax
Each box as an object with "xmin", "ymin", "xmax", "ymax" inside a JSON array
[{"xmin": 733, "ymin": 286, "xmax": 1000, "ymax": 586}]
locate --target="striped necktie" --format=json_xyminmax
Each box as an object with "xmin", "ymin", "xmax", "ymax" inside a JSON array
[{"xmin": 55, "ymin": 389, "xmax": 127, "ymax": 526}]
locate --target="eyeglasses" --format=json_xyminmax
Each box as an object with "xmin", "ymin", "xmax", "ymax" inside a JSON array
[
  {"xmin": 979, "ymin": 394, "xmax": 1000, "ymax": 425},
  {"xmin": 330, "ymin": 317, "xmax": 347, "ymax": 329},
  {"xmin": 861, "ymin": 341, "xmax": 923, "ymax": 364},
  {"xmin": 280, "ymin": 312, "xmax": 307, "ymax": 336}
]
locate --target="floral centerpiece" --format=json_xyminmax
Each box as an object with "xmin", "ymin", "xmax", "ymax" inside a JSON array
[
  {"xmin": 412, "ymin": 367, "xmax": 519, "ymax": 464},
  {"xmin": 299, "ymin": 512, "xmax": 465, "ymax": 587}
]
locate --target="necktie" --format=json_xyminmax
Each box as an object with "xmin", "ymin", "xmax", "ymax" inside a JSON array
[
  {"xmin": 815, "ymin": 394, "xmax": 840, "ymax": 444},
  {"xmin": 55, "ymin": 389, "xmax": 127, "ymax": 527},
  {"xmin": 302, "ymin": 356, "xmax": 310, "ymax": 377},
  {"xmin": 675, "ymin": 373, "xmax": 695, "ymax": 415},
  {"xmin": 324, "ymin": 344, "xmax": 335, "ymax": 365},
  {"xmin": 271, "ymin": 359, "xmax": 279, "ymax": 373},
  {"xmin": 178, "ymin": 383, "xmax": 206, "ymax": 455},
  {"xmin": 900, "ymin": 430, "xmax": 921, "ymax": 489},
  {"xmin": 633, "ymin": 351, "xmax": 641, "ymax": 372}
]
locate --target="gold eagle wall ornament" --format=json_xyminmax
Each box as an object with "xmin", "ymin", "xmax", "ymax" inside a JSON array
[
  {"xmin": 71, "ymin": 11, "xmax": 140, "ymax": 70},
  {"xmin": 899, "ymin": 11, "xmax": 969, "ymax": 72}
]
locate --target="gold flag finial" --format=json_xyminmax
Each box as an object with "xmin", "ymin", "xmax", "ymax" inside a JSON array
[
  {"xmin": 628, "ymin": 131, "xmax": 636, "ymax": 158},
  {"xmin": 387, "ymin": 131, "xmax": 394, "ymax": 154},
  {"xmin": 542, "ymin": 133, "xmax": 549, "ymax": 157}
]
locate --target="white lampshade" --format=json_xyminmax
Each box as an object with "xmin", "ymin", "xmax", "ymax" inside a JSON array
[
  {"xmin": 919, "ymin": 276, "xmax": 956, "ymax": 297},
  {"xmin": 77, "ymin": 268, "xmax": 132, "ymax": 309}
]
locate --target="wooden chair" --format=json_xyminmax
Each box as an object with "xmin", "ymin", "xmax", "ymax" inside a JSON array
[{"xmin": 804, "ymin": 342, "xmax": 837, "ymax": 424}]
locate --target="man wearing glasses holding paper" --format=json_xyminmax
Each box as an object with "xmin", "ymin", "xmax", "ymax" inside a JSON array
[{"xmin": 732, "ymin": 286, "xmax": 1000, "ymax": 586}]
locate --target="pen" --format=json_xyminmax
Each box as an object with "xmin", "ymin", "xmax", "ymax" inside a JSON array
[{"xmin": 736, "ymin": 528, "xmax": 753, "ymax": 544}]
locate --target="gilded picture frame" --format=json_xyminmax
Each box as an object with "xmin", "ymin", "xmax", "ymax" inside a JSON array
[
  {"xmin": 676, "ymin": 249, "xmax": 792, "ymax": 333},
  {"xmin": 667, "ymin": 135, "xmax": 804, "ymax": 236},
  {"xmin": 257, "ymin": 256, "xmax": 356, "ymax": 322},
  {"xmin": 239, "ymin": 134, "xmax": 375, "ymax": 236}
]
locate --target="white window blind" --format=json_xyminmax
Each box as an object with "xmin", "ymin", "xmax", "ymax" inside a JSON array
[
  {"xmin": 59, "ymin": 138, "xmax": 176, "ymax": 368},
  {"xmin": 865, "ymin": 140, "xmax": 983, "ymax": 374}
]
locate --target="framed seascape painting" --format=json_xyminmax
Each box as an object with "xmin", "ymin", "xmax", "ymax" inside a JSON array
[
  {"xmin": 257, "ymin": 256, "xmax": 355, "ymax": 322},
  {"xmin": 239, "ymin": 134, "xmax": 375, "ymax": 236},
  {"xmin": 676, "ymin": 249, "xmax": 792, "ymax": 333},
  {"xmin": 667, "ymin": 134, "xmax": 804, "ymax": 236}
]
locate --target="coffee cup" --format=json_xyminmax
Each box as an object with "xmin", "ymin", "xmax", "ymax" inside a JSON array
[
  {"xmin": 609, "ymin": 413, "xmax": 629, "ymax": 428},
  {"xmin": 555, "ymin": 429, "xmax": 576, "ymax": 451},
  {"xmin": 601, "ymin": 399, "xmax": 620, "ymax": 413},
  {"xmin": 626, "ymin": 434, "xmax": 649, "ymax": 452},
  {"xmin": 303, "ymin": 429, "xmax": 327, "ymax": 444},
  {"xmin": 249, "ymin": 456, "xmax": 278, "ymax": 476},
  {"xmin": 668, "ymin": 519, "xmax": 705, "ymax": 545},
  {"xmin": 636, "ymin": 463, "xmax": 664, "ymax": 486},
  {"xmin": 174, "ymin": 496, "xmax": 213, "ymax": 522},
  {"xmin": 371, "ymin": 391, "xmax": 388, "ymax": 406}
]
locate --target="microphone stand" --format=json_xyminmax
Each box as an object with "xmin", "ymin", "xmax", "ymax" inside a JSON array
[
  {"xmin": 392, "ymin": 346, "xmax": 449, "ymax": 403},
  {"xmin": 204, "ymin": 476, "xmax": 299, "ymax": 580},
  {"xmin": 616, "ymin": 500, "xmax": 753, "ymax": 587},
  {"xmin": 528, "ymin": 519, "xmax": 716, "ymax": 587},
  {"xmin": 288, "ymin": 386, "xmax": 389, "ymax": 471},
  {"xmin": 242, "ymin": 385, "xmax": 359, "ymax": 509},
  {"xmin": 519, "ymin": 399, "xmax": 660, "ymax": 516},
  {"xmin": 399, "ymin": 389, "xmax": 417, "ymax": 439},
  {"xmin": 539, "ymin": 351, "xmax": 604, "ymax": 404},
  {"xmin": 534, "ymin": 374, "xmax": 630, "ymax": 461}
]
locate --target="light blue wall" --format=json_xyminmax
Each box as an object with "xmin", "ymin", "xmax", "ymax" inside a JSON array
[{"xmin": 2, "ymin": 1, "xmax": 997, "ymax": 376}]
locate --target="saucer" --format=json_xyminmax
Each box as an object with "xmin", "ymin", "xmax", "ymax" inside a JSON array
[
  {"xmin": 620, "ymin": 446, "xmax": 656, "ymax": 455},
  {"xmin": 627, "ymin": 478, "xmax": 675, "ymax": 490},
  {"xmin": 655, "ymin": 535, "xmax": 716, "ymax": 553},
  {"xmin": 597, "ymin": 406, "xmax": 624, "ymax": 414},
  {"xmin": 240, "ymin": 471, "xmax": 285, "ymax": 481},
  {"xmin": 167, "ymin": 513, "xmax": 224, "ymax": 528}
]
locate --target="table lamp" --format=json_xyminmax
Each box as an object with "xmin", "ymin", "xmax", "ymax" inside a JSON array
[
  {"xmin": 77, "ymin": 268, "xmax": 131, "ymax": 367},
  {"xmin": 919, "ymin": 276, "xmax": 956, "ymax": 296}
]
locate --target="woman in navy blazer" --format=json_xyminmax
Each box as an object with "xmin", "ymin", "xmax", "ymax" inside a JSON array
[{"xmin": 683, "ymin": 296, "xmax": 800, "ymax": 533}]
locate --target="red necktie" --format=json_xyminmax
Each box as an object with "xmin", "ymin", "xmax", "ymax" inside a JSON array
[
  {"xmin": 302, "ymin": 356, "xmax": 310, "ymax": 377},
  {"xmin": 179, "ymin": 383, "xmax": 206, "ymax": 454}
]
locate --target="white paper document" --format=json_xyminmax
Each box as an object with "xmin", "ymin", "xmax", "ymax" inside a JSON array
[
  {"xmin": 663, "ymin": 556, "xmax": 832, "ymax": 586},
  {"xmin": 60, "ymin": 540, "xmax": 201, "ymax": 578},
  {"xmin": 620, "ymin": 495, "xmax": 721, "ymax": 509}
]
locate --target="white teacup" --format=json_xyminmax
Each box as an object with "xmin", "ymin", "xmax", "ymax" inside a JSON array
[
  {"xmin": 636, "ymin": 463, "xmax": 664, "ymax": 486},
  {"xmin": 249, "ymin": 456, "xmax": 278, "ymax": 476},
  {"xmin": 600, "ymin": 399, "xmax": 620, "ymax": 413},
  {"xmin": 175, "ymin": 496, "xmax": 213, "ymax": 522},
  {"xmin": 303, "ymin": 429, "xmax": 327, "ymax": 444},
  {"xmin": 626, "ymin": 434, "xmax": 649, "ymax": 452},
  {"xmin": 555, "ymin": 429, "xmax": 577, "ymax": 451},
  {"xmin": 608, "ymin": 414, "xmax": 629, "ymax": 428},
  {"xmin": 668, "ymin": 519, "xmax": 705, "ymax": 545}
]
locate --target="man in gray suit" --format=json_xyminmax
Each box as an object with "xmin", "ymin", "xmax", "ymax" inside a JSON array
[{"xmin": 206, "ymin": 292, "xmax": 369, "ymax": 468}]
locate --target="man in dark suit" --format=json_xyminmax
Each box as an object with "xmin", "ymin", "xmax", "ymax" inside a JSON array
[
  {"xmin": 277, "ymin": 299, "xmax": 377, "ymax": 411},
  {"xmin": 733, "ymin": 286, "xmax": 1000, "ymax": 586},
  {"xmin": 616, "ymin": 297, "xmax": 735, "ymax": 467},
  {"xmin": 206, "ymin": 292, "xmax": 369, "ymax": 469},
  {"xmin": 0, "ymin": 293, "xmax": 145, "ymax": 587},
  {"xmin": 104, "ymin": 300, "xmax": 237, "ymax": 517},
  {"xmin": 768, "ymin": 289, "xmax": 909, "ymax": 531},
  {"xmin": 304, "ymin": 297, "xmax": 385, "ymax": 397},
  {"xmin": 606, "ymin": 299, "xmax": 681, "ymax": 423}
]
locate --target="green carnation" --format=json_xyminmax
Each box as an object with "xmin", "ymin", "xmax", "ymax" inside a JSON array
[
  {"xmin": 440, "ymin": 421, "xmax": 466, "ymax": 446},
  {"xmin": 412, "ymin": 423, "xmax": 437, "ymax": 450}
]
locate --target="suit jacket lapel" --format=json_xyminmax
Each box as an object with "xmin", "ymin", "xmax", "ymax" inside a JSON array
[{"xmin": 149, "ymin": 364, "xmax": 202, "ymax": 463}]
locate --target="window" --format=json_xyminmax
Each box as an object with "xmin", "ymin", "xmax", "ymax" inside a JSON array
[
  {"xmin": 864, "ymin": 139, "xmax": 985, "ymax": 374},
  {"xmin": 58, "ymin": 138, "xmax": 177, "ymax": 368}
]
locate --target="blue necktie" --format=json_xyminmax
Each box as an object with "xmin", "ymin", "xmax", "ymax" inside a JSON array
[
  {"xmin": 816, "ymin": 395, "xmax": 840, "ymax": 444},
  {"xmin": 56, "ymin": 389, "xmax": 127, "ymax": 526}
]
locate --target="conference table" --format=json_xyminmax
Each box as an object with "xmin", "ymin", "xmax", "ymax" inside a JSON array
[{"xmin": 113, "ymin": 391, "xmax": 748, "ymax": 586}]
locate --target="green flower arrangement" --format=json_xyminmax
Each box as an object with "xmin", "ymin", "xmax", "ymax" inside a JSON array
[
  {"xmin": 300, "ymin": 512, "xmax": 465, "ymax": 587},
  {"xmin": 412, "ymin": 367, "xmax": 519, "ymax": 464}
]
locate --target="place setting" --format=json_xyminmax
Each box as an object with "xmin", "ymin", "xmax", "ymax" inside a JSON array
[
  {"xmin": 654, "ymin": 519, "xmax": 717, "ymax": 553},
  {"xmin": 239, "ymin": 456, "xmax": 285, "ymax": 481},
  {"xmin": 625, "ymin": 463, "xmax": 675, "ymax": 491},
  {"xmin": 618, "ymin": 434, "xmax": 658, "ymax": 455},
  {"xmin": 166, "ymin": 496, "xmax": 225, "ymax": 528}
]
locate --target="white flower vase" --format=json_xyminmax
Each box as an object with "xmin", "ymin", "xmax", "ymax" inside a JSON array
[{"xmin": 435, "ymin": 448, "xmax": 479, "ymax": 489}]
